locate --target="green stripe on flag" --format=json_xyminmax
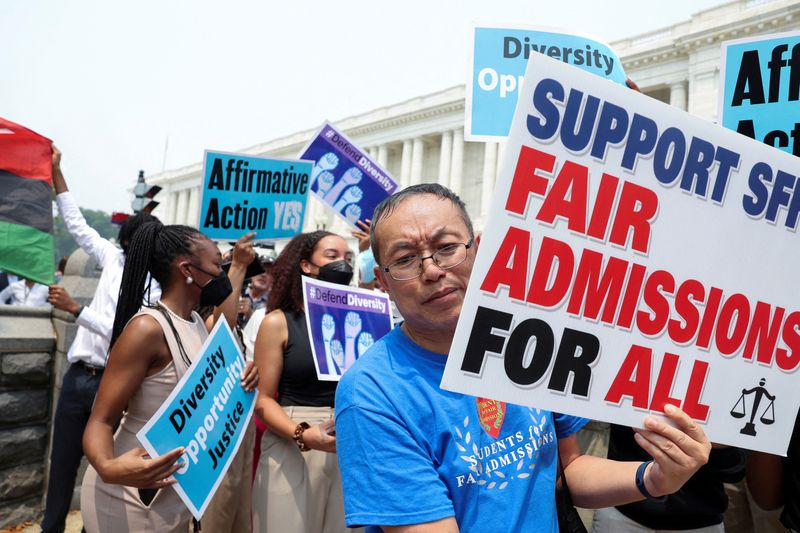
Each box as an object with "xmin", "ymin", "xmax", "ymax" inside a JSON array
[{"xmin": 0, "ymin": 219, "xmax": 54, "ymax": 285}]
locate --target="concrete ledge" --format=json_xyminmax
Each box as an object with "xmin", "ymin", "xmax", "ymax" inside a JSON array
[{"xmin": 0, "ymin": 307, "xmax": 55, "ymax": 353}]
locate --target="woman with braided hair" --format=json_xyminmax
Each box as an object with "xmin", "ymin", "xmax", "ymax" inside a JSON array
[
  {"xmin": 252, "ymin": 230, "xmax": 358, "ymax": 533},
  {"xmin": 81, "ymin": 222, "xmax": 258, "ymax": 532}
]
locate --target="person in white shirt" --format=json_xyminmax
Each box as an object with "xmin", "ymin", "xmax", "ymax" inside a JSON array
[
  {"xmin": 41, "ymin": 147, "xmax": 160, "ymax": 533},
  {"xmin": 0, "ymin": 277, "xmax": 50, "ymax": 306}
]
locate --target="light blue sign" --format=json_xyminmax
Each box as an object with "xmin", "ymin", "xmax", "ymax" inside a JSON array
[
  {"xmin": 467, "ymin": 26, "xmax": 626, "ymax": 141},
  {"xmin": 721, "ymin": 32, "xmax": 800, "ymax": 156},
  {"xmin": 198, "ymin": 150, "xmax": 313, "ymax": 241},
  {"xmin": 137, "ymin": 320, "xmax": 255, "ymax": 519}
]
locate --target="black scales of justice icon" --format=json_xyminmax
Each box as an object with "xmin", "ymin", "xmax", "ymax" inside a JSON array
[{"xmin": 730, "ymin": 378, "xmax": 776, "ymax": 436}]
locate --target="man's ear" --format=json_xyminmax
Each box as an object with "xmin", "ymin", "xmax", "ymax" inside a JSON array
[
  {"xmin": 375, "ymin": 266, "xmax": 393, "ymax": 298},
  {"xmin": 474, "ymin": 233, "xmax": 481, "ymax": 251}
]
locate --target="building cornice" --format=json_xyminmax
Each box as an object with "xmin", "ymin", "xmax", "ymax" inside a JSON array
[{"xmin": 617, "ymin": 0, "xmax": 800, "ymax": 69}]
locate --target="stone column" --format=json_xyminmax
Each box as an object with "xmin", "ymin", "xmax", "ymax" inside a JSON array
[
  {"xmin": 438, "ymin": 130, "xmax": 453, "ymax": 187},
  {"xmin": 377, "ymin": 145, "xmax": 389, "ymax": 168},
  {"xmin": 410, "ymin": 137, "xmax": 425, "ymax": 185},
  {"xmin": 481, "ymin": 142, "xmax": 498, "ymax": 218},
  {"xmin": 303, "ymin": 194, "xmax": 316, "ymax": 232},
  {"xmin": 170, "ymin": 191, "xmax": 180, "ymax": 224},
  {"xmin": 400, "ymin": 139, "xmax": 413, "ymax": 188},
  {"xmin": 187, "ymin": 187, "xmax": 201, "ymax": 227},
  {"xmin": 449, "ymin": 128, "xmax": 464, "ymax": 195},
  {"xmin": 495, "ymin": 142, "xmax": 507, "ymax": 182},
  {"xmin": 670, "ymin": 80, "xmax": 688, "ymax": 111},
  {"xmin": 175, "ymin": 189, "xmax": 189, "ymax": 226}
]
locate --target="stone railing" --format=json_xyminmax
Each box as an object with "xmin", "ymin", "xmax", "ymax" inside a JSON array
[
  {"xmin": 0, "ymin": 306, "xmax": 55, "ymax": 527},
  {"xmin": 0, "ymin": 248, "xmax": 101, "ymax": 529}
]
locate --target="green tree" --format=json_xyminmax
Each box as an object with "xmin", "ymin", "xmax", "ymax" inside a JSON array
[{"xmin": 54, "ymin": 207, "xmax": 118, "ymax": 266}]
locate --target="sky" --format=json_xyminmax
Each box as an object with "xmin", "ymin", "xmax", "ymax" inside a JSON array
[{"xmin": 2, "ymin": 0, "xmax": 729, "ymax": 213}]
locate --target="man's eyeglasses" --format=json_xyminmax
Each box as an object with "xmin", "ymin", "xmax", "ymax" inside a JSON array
[{"xmin": 380, "ymin": 240, "xmax": 473, "ymax": 281}]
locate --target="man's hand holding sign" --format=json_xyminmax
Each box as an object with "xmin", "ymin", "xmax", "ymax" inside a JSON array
[{"xmin": 559, "ymin": 404, "xmax": 711, "ymax": 508}]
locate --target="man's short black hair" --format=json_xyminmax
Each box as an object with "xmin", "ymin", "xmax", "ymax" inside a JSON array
[
  {"xmin": 370, "ymin": 183, "xmax": 474, "ymax": 264},
  {"xmin": 118, "ymin": 211, "xmax": 160, "ymax": 254}
]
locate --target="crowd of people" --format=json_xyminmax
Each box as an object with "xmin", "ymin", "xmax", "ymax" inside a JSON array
[{"xmin": 7, "ymin": 146, "xmax": 797, "ymax": 533}]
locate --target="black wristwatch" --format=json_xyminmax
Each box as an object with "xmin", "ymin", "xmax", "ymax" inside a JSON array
[{"xmin": 73, "ymin": 305, "xmax": 84, "ymax": 319}]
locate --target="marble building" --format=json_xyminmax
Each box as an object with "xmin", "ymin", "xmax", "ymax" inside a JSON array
[{"xmin": 148, "ymin": 0, "xmax": 800, "ymax": 239}]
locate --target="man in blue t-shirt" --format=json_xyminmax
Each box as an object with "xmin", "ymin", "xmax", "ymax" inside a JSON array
[{"xmin": 335, "ymin": 183, "xmax": 712, "ymax": 533}]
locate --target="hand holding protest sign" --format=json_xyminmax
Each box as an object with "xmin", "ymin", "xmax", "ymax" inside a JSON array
[
  {"xmin": 138, "ymin": 319, "xmax": 255, "ymax": 519},
  {"xmin": 632, "ymin": 404, "xmax": 712, "ymax": 497},
  {"xmin": 442, "ymin": 52, "xmax": 800, "ymax": 455},
  {"xmin": 299, "ymin": 122, "xmax": 399, "ymax": 230},
  {"xmin": 97, "ymin": 445, "xmax": 186, "ymax": 489},
  {"xmin": 302, "ymin": 276, "xmax": 394, "ymax": 380},
  {"xmin": 198, "ymin": 151, "xmax": 313, "ymax": 242}
]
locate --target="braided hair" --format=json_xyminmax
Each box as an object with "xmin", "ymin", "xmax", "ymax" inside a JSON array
[
  {"xmin": 111, "ymin": 222, "xmax": 203, "ymax": 348},
  {"xmin": 267, "ymin": 231, "xmax": 333, "ymax": 314},
  {"xmin": 117, "ymin": 211, "xmax": 160, "ymax": 254}
]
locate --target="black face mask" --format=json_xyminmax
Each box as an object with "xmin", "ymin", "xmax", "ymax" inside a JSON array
[
  {"xmin": 190, "ymin": 264, "xmax": 233, "ymax": 307},
  {"xmin": 316, "ymin": 260, "xmax": 353, "ymax": 286}
]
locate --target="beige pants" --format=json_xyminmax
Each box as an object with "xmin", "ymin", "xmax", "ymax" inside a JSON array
[
  {"xmin": 252, "ymin": 406, "xmax": 359, "ymax": 533},
  {"xmin": 202, "ymin": 420, "xmax": 256, "ymax": 533},
  {"xmin": 723, "ymin": 480, "xmax": 788, "ymax": 533}
]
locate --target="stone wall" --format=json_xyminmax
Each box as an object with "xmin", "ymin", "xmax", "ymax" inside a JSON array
[
  {"xmin": 0, "ymin": 248, "xmax": 100, "ymax": 529},
  {"xmin": 0, "ymin": 306, "xmax": 55, "ymax": 528}
]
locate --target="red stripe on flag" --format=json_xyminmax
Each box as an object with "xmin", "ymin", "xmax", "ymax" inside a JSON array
[{"xmin": 0, "ymin": 117, "xmax": 52, "ymax": 184}]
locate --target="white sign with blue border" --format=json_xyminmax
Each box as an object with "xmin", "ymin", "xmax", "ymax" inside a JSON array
[{"xmin": 137, "ymin": 319, "xmax": 255, "ymax": 519}]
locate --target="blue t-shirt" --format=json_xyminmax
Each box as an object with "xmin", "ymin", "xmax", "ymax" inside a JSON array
[{"xmin": 335, "ymin": 327, "xmax": 587, "ymax": 532}]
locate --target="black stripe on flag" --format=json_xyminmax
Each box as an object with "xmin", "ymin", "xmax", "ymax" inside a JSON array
[{"xmin": 0, "ymin": 169, "xmax": 53, "ymax": 233}]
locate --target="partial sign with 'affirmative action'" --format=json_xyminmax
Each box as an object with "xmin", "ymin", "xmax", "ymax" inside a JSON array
[
  {"xmin": 302, "ymin": 277, "xmax": 394, "ymax": 381},
  {"xmin": 138, "ymin": 320, "xmax": 255, "ymax": 519},
  {"xmin": 720, "ymin": 31, "xmax": 800, "ymax": 156},
  {"xmin": 466, "ymin": 25, "xmax": 626, "ymax": 142},
  {"xmin": 299, "ymin": 122, "xmax": 399, "ymax": 230},
  {"xmin": 199, "ymin": 150, "xmax": 313, "ymax": 241},
  {"xmin": 442, "ymin": 53, "xmax": 800, "ymax": 455}
]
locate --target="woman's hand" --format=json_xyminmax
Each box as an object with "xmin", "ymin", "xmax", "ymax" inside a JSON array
[
  {"xmin": 351, "ymin": 219, "xmax": 372, "ymax": 253},
  {"xmin": 302, "ymin": 420, "xmax": 337, "ymax": 453},
  {"xmin": 231, "ymin": 232, "xmax": 257, "ymax": 268},
  {"xmin": 98, "ymin": 446, "xmax": 185, "ymax": 489},
  {"xmin": 240, "ymin": 360, "xmax": 259, "ymax": 391}
]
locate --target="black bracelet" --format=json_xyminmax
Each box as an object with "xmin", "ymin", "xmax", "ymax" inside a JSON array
[
  {"xmin": 72, "ymin": 305, "xmax": 84, "ymax": 319},
  {"xmin": 636, "ymin": 461, "xmax": 667, "ymax": 502}
]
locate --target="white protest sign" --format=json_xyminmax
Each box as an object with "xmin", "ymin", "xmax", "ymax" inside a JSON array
[{"xmin": 441, "ymin": 53, "xmax": 800, "ymax": 455}]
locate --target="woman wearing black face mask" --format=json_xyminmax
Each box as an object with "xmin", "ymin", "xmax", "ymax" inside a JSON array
[
  {"xmin": 252, "ymin": 230, "xmax": 358, "ymax": 533},
  {"xmin": 81, "ymin": 223, "xmax": 259, "ymax": 533}
]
